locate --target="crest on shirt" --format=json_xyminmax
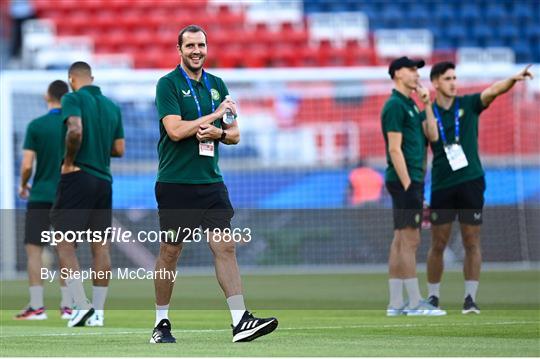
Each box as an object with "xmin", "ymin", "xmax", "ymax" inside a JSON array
[
  {"xmin": 181, "ymin": 89, "xmax": 191, "ymax": 97},
  {"xmin": 211, "ymin": 88, "xmax": 221, "ymax": 101},
  {"xmin": 459, "ymin": 108, "xmax": 464, "ymax": 117}
]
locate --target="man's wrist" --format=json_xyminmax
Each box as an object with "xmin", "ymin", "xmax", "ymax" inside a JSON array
[
  {"xmin": 220, "ymin": 129, "xmax": 227, "ymax": 141},
  {"xmin": 402, "ymin": 178, "xmax": 411, "ymax": 189}
]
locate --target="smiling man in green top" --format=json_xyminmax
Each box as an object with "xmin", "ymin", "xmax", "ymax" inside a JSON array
[
  {"xmin": 151, "ymin": 24, "xmax": 277, "ymax": 344},
  {"xmin": 382, "ymin": 56, "xmax": 443, "ymax": 317},
  {"xmin": 15, "ymin": 80, "xmax": 73, "ymax": 321},
  {"xmin": 426, "ymin": 62, "xmax": 534, "ymax": 314},
  {"xmin": 50, "ymin": 61, "xmax": 125, "ymax": 328}
]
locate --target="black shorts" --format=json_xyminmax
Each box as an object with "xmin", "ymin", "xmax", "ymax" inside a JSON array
[
  {"xmin": 386, "ymin": 181, "xmax": 424, "ymax": 230},
  {"xmin": 155, "ymin": 181, "xmax": 234, "ymax": 244},
  {"xmin": 430, "ymin": 176, "xmax": 486, "ymax": 225},
  {"xmin": 25, "ymin": 201, "xmax": 53, "ymax": 246},
  {"xmin": 50, "ymin": 171, "xmax": 112, "ymax": 233}
]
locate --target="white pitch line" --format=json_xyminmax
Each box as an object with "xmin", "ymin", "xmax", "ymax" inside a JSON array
[{"xmin": 1, "ymin": 320, "xmax": 538, "ymax": 339}]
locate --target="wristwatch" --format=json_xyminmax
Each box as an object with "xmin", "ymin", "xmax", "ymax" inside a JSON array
[{"xmin": 220, "ymin": 129, "xmax": 227, "ymax": 141}]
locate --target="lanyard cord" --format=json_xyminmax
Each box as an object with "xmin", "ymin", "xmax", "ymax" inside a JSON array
[{"xmin": 433, "ymin": 98, "xmax": 460, "ymax": 145}]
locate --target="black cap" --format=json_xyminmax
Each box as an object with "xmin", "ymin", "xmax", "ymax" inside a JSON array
[{"xmin": 388, "ymin": 56, "xmax": 425, "ymax": 79}]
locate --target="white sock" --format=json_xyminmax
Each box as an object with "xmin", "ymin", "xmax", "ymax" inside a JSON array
[
  {"xmin": 155, "ymin": 304, "xmax": 169, "ymax": 327},
  {"xmin": 65, "ymin": 278, "xmax": 91, "ymax": 309},
  {"xmin": 92, "ymin": 286, "xmax": 108, "ymax": 314},
  {"xmin": 404, "ymin": 278, "xmax": 422, "ymax": 308},
  {"xmin": 465, "ymin": 280, "xmax": 479, "ymax": 301},
  {"xmin": 226, "ymin": 295, "xmax": 246, "ymax": 327},
  {"xmin": 29, "ymin": 285, "xmax": 44, "ymax": 309},
  {"xmin": 428, "ymin": 282, "xmax": 440, "ymax": 298},
  {"xmin": 388, "ymin": 279, "xmax": 404, "ymax": 308},
  {"xmin": 60, "ymin": 286, "xmax": 71, "ymax": 308}
]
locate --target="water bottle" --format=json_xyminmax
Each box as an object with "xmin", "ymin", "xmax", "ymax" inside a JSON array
[
  {"xmin": 223, "ymin": 95, "xmax": 235, "ymax": 124},
  {"xmin": 223, "ymin": 109, "xmax": 235, "ymax": 125}
]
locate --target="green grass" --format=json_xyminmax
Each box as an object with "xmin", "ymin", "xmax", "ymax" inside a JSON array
[{"xmin": 1, "ymin": 271, "xmax": 539, "ymax": 356}]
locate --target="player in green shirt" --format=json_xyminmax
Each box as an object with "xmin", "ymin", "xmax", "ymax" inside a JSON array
[
  {"xmin": 382, "ymin": 57, "xmax": 443, "ymax": 316},
  {"xmin": 50, "ymin": 62, "xmax": 125, "ymax": 328},
  {"xmin": 426, "ymin": 62, "xmax": 534, "ymax": 314},
  {"xmin": 151, "ymin": 25, "xmax": 277, "ymax": 344},
  {"xmin": 15, "ymin": 80, "xmax": 73, "ymax": 321}
]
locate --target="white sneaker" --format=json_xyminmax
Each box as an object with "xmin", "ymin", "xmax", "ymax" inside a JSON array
[
  {"xmin": 67, "ymin": 308, "xmax": 95, "ymax": 327},
  {"xmin": 405, "ymin": 300, "xmax": 447, "ymax": 316},
  {"xmin": 86, "ymin": 312, "xmax": 104, "ymax": 327},
  {"xmin": 386, "ymin": 304, "xmax": 407, "ymax": 316}
]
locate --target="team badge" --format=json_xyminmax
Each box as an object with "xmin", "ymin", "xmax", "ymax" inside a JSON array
[
  {"xmin": 211, "ymin": 89, "xmax": 221, "ymax": 101},
  {"xmin": 181, "ymin": 89, "xmax": 191, "ymax": 97}
]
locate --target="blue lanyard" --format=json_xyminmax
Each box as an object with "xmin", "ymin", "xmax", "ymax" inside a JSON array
[
  {"xmin": 49, "ymin": 108, "xmax": 61, "ymax": 114},
  {"xmin": 433, "ymin": 98, "xmax": 460, "ymax": 145},
  {"xmin": 178, "ymin": 65, "xmax": 215, "ymax": 118}
]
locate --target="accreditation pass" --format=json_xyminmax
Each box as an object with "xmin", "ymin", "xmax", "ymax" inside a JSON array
[
  {"xmin": 444, "ymin": 143, "xmax": 468, "ymax": 171},
  {"xmin": 199, "ymin": 140, "xmax": 215, "ymax": 157}
]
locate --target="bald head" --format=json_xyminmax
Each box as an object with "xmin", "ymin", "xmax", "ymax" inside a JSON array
[{"xmin": 68, "ymin": 61, "xmax": 93, "ymax": 90}]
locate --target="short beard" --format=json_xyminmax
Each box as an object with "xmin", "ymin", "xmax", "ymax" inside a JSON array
[{"xmin": 182, "ymin": 57, "xmax": 204, "ymax": 73}]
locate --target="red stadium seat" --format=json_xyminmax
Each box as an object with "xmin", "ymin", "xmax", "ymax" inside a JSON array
[{"xmin": 32, "ymin": 0, "xmax": 383, "ymax": 69}]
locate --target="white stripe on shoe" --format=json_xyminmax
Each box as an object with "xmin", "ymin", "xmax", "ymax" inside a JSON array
[{"xmin": 232, "ymin": 319, "xmax": 276, "ymax": 342}]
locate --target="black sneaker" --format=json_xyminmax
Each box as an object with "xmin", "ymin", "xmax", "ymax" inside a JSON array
[
  {"xmin": 232, "ymin": 311, "xmax": 278, "ymax": 342},
  {"xmin": 427, "ymin": 295, "xmax": 439, "ymax": 308},
  {"xmin": 150, "ymin": 319, "xmax": 176, "ymax": 343},
  {"xmin": 462, "ymin": 295, "xmax": 480, "ymax": 314}
]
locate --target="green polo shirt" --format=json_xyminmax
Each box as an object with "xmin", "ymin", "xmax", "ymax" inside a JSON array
[
  {"xmin": 430, "ymin": 93, "xmax": 486, "ymax": 192},
  {"xmin": 61, "ymin": 85, "xmax": 124, "ymax": 182},
  {"xmin": 155, "ymin": 67, "xmax": 229, "ymax": 184},
  {"xmin": 381, "ymin": 89, "xmax": 427, "ymax": 183},
  {"xmin": 23, "ymin": 109, "xmax": 64, "ymax": 203}
]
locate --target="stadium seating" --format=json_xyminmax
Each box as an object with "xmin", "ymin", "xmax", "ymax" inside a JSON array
[{"xmin": 30, "ymin": 0, "xmax": 539, "ymax": 68}]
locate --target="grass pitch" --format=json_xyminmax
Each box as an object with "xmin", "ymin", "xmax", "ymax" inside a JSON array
[{"xmin": 1, "ymin": 271, "xmax": 539, "ymax": 356}]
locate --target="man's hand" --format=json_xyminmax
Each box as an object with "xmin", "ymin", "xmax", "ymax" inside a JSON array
[
  {"xmin": 481, "ymin": 65, "xmax": 534, "ymax": 107},
  {"xmin": 196, "ymin": 124, "xmax": 222, "ymax": 142},
  {"xmin": 416, "ymin": 83, "xmax": 431, "ymax": 105},
  {"xmin": 19, "ymin": 183, "xmax": 31, "ymax": 199},
  {"xmin": 512, "ymin": 64, "xmax": 534, "ymax": 82},
  {"xmin": 61, "ymin": 164, "xmax": 81, "ymax": 174},
  {"xmin": 215, "ymin": 96, "xmax": 237, "ymax": 118}
]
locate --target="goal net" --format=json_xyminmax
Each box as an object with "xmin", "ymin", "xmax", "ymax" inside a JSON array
[{"xmin": 1, "ymin": 65, "xmax": 539, "ymax": 279}]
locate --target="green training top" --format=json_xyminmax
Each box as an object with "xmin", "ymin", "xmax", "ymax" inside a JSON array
[
  {"xmin": 429, "ymin": 93, "xmax": 486, "ymax": 192},
  {"xmin": 381, "ymin": 89, "xmax": 427, "ymax": 183},
  {"xmin": 23, "ymin": 109, "xmax": 64, "ymax": 203},
  {"xmin": 155, "ymin": 66, "xmax": 229, "ymax": 184},
  {"xmin": 61, "ymin": 85, "xmax": 124, "ymax": 182}
]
